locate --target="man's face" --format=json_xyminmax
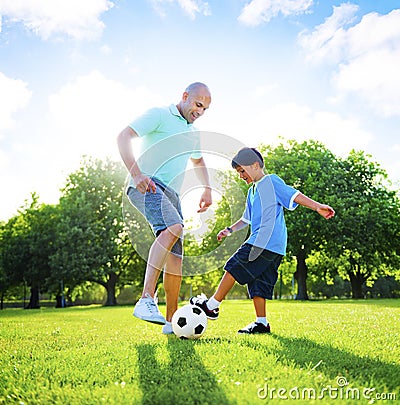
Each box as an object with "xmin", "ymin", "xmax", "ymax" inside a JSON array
[{"xmin": 180, "ymin": 88, "xmax": 211, "ymax": 123}]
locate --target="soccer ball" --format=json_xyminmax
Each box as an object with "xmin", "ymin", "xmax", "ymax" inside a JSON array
[{"xmin": 171, "ymin": 304, "xmax": 208, "ymax": 339}]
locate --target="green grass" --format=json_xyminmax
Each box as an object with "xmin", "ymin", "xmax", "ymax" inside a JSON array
[{"xmin": 0, "ymin": 300, "xmax": 399, "ymax": 405}]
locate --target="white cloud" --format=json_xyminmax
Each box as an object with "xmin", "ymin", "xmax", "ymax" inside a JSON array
[
  {"xmin": 0, "ymin": 0, "xmax": 114, "ymax": 40},
  {"xmin": 255, "ymin": 102, "xmax": 372, "ymax": 156},
  {"xmin": 298, "ymin": 3, "xmax": 359, "ymax": 62},
  {"xmin": 0, "ymin": 72, "xmax": 32, "ymax": 134},
  {"xmin": 203, "ymin": 101, "xmax": 371, "ymax": 157},
  {"xmin": 48, "ymin": 70, "xmax": 165, "ymax": 162},
  {"xmin": 238, "ymin": 0, "xmax": 313, "ymax": 26},
  {"xmin": 150, "ymin": 0, "xmax": 210, "ymax": 19},
  {"xmin": 334, "ymin": 49, "xmax": 400, "ymax": 117},
  {"xmin": 299, "ymin": 7, "xmax": 400, "ymax": 117}
]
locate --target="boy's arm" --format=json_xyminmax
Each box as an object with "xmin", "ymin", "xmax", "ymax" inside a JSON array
[
  {"xmin": 217, "ymin": 219, "xmax": 248, "ymax": 241},
  {"xmin": 294, "ymin": 193, "xmax": 335, "ymax": 219}
]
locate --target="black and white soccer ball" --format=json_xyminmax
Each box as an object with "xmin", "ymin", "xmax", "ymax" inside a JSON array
[{"xmin": 171, "ymin": 304, "xmax": 208, "ymax": 339}]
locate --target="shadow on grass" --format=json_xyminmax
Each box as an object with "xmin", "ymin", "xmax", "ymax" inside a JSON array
[
  {"xmin": 238, "ymin": 334, "xmax": 400, "ymax": 392},
  {"xmin": 136, "ymin": 337, "xmax": 233, "ymax": 405}
]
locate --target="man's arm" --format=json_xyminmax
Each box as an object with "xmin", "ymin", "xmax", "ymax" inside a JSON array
[
  {"xmin": 294, "ymin": 193, "xmax": 335, "ymax": 219},
  {"xmin": 117, "ymin": 126, "xmax": 156, "ymax": 194},
  {"xmin": 191, "ymin": 157, "xmax": 212, "ymax": 213}
]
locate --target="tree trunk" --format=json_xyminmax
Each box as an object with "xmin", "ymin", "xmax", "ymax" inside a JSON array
[
  {"xmin": 104, "ymin": 272, "xmax": 118, "ymax": 306},
  {"xmin": 55, "ymin": 294, "xmax": 66, "ymax": 308},
  {"xmin": 294, "ymin": 252, "xmax": 309, "ymax": 300},
  {"xmin": 348, "ymin": 271, "xmax": 365, "ymax": 299},
  {"xmin": 25, "ymin": 286, "xmax": 40, "ymax": 309}
]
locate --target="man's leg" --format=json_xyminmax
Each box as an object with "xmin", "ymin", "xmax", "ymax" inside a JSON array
[
  {"xmin": 133, "ymin": 223, "xmax": 182, "ymax": 325},
  {"xmin": 163, "ymin": 252, "xmax": 182, "ymax": 322},
  {"xmin": 141, "ymin": 223, "xmax": 183, "ymax": 298}
]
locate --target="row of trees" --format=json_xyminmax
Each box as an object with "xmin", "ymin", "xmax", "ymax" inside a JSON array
[{"xmin": 1, "ymin": 139, "xmax": 400, "ymax": 308}]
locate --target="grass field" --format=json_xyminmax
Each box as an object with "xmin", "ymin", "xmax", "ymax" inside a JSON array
[{"xmin": 0, "ymin": 299, "xmax": 399, "ymax": 405}]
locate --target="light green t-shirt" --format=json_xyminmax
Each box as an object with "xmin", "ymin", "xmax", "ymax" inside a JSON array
[{"xmin": 129, "ymin": 104, "xmax": 202, "ymax": 193}]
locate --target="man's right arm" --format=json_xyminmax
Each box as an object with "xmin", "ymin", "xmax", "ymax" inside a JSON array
[{"xmin": 117, "ymin": 126, "xmax": 156, "ymax": 194}]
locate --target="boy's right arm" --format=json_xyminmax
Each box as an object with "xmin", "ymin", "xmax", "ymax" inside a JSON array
[
  {"xmin": 294, "ymin": 193, "xmax": 335, "ymax": 219},
  {"xmin": 217, "ymin": 219, "xmax": 248, "ymax": 241}
]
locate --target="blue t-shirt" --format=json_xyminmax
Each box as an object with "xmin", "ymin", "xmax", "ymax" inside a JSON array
[
  {"xmin": 242, "ymin": 174, "xmax": 299, "ymax": 255},
  {"xmin": 129, "ymin": 104, "xmax": 202, "ymax": 192}
]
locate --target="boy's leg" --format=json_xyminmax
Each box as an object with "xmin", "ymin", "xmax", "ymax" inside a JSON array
[
  {"xmin": 238, "ymin": 295, "xmax": 270, "ymax": 334},
  {"xmin": 190, "ymin": 271, "xmax": 236, "ymax": 319},
  {"xmin": 252, "ymin": 296, "xmax": 266, "ymax": 318},
  {"xmin": 213, "ymin": 271, "xmax": 236, "ymax": 302}
]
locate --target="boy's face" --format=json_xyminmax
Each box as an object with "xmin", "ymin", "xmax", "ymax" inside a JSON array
[{"xmin": 235, "ymin": 163, "xmax": 260, "ymax": 184}]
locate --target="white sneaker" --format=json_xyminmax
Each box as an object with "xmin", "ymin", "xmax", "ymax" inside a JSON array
[
  {"xmin": 133, "ymin": 293, "xmax": 166, "ymax": 325},
  {"xmin": 162, "ymin": 322, "xmax": 174, "ymax": 335}
]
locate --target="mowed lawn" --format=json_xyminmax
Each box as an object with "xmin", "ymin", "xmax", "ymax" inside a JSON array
[{"xmin": 0, "ymin": 299, "xmax": 399, "ymax": 405}]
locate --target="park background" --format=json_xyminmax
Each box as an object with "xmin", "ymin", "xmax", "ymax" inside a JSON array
[
  {"xmin": 1, "ymin": 2, "xmax": 399, "ymax": 404},
  {"xmin": 1, "ymin": 0, "xmax": 400, "ymax": 307}
]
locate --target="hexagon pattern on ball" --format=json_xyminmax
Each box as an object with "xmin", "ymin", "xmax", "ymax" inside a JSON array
[{"xmin": 171, "ymin": 304, "xmax": 208, "ymax": 339}]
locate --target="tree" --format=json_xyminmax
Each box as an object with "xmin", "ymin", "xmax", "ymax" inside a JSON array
[
  {"xmin": 0, "ymin": 194, "xmax": 58, "ymax": 308},
  {"xmin": 329, "ymin": 150, "xmax": 400, "ymax": 298},
  {"xmin": 259, "ymin": 140, "xmax": 339, "ymax": 300},
  {"xmin": 50, "ymin": 157, "xmax": 144, "ymax": 306}
]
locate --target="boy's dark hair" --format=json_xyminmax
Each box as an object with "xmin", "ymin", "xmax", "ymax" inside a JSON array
[{"xmin": 231, "ymin": 147, "xmax": 264, "ymax": 169}]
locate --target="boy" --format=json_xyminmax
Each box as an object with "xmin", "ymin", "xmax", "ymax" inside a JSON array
[{"xmin": 190, "ymin": 147, "xmax": 335, "ymax": 334}]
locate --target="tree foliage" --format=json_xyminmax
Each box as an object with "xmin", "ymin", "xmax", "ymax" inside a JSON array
[
  {"xmin": 50, "ymin": 157, "xmax": 145, "ymax": 306},
  {"xmin": 326, "ymin": 150, "xmax": 400, "ymax": 298}
]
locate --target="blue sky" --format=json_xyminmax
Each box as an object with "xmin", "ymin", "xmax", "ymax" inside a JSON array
[{"xmin": 1, "ymin": 0, "xmax": 400, "ymax": 221}]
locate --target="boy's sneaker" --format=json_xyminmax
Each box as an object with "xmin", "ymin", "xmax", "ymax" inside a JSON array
[
  {"xmin": 133, "ymin": 293, "xmax": 166, "ymax": 325},
  {"xmin": 189, "ymin": 294, "xmax": 219, "ymax": 320},
  {"xmin": 238, "ymin": 322, "xmax": 271, "ymax": 334}
]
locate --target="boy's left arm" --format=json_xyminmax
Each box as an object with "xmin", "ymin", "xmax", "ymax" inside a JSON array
[{"xmin": 294, "ymin": 193, "xmax": 335, "ymax": 219}]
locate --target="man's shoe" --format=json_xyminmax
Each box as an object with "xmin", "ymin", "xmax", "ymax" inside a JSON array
[
  {"xmin": 162, "ymin": 323, "xmax": 174, "ymax": 335},
  {"xmin": 238, "ymin": 322, "xmax": 271, "ymax": 334},
  {"xmin": 133, "ymin": 293, "xmax": 166, "ymax": 325},
  {"xmin": 189, "ymin": 294, "xmax": 219, "ymax": 320}
]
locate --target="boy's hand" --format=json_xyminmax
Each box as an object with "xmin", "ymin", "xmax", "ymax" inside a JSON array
[
  {"xmin": 217, "ymin": 228, "xmax": 231, "ymax": 241},
  {"xmin": 316, "ymin": 205, "xmax": 335, "ymax": 219}
]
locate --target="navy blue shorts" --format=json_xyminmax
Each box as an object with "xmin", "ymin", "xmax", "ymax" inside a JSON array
[
  {"xmin": 224, "ymin": 243, "xmax": 283, "ymax": 299},
  {"xmin": 126, "ymin": 178, "xmax": 183, "ymax": 257}
]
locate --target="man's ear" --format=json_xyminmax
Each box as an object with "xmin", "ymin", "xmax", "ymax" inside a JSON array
[{"xmin": 182, "ymin": 91, "xmax": 189, "ymax": 101}]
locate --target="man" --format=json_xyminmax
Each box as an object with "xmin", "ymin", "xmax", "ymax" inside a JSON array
[{"xmin": 117, "ymin": 82, "xmax": 212, "ymax": 334}]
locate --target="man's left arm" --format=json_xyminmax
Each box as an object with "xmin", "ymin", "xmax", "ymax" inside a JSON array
[{"xmin": 191, "ymin": 157, "xmax": 212, "ymax": 213}]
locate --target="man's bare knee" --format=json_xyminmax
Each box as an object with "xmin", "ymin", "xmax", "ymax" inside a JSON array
[{"xmin": 164, "ymin": 223, "xmax": 183, "ymax": 239}]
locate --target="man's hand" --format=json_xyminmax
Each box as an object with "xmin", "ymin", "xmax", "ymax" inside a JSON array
[
  {"xmin": 197, "ymin": 188, "xmax": 212, "ymax": 213},
  {"xmin": 133, "ymin": 173, "xmax": 156, "ymax": 194}
]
